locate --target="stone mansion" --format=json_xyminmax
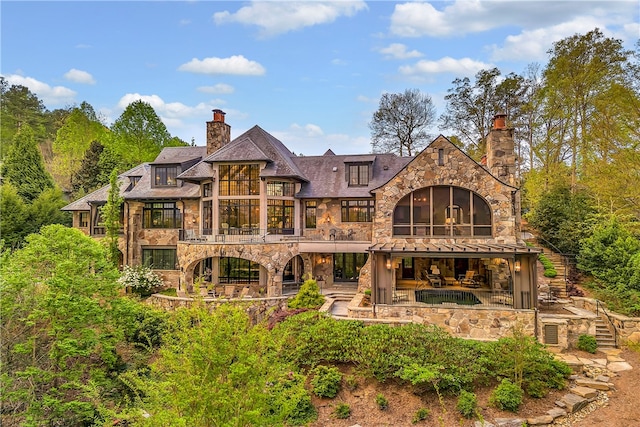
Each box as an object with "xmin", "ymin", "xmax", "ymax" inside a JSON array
[{"xmin": 64, "ymin": 110, "xmax": 541, "ymax": 335}]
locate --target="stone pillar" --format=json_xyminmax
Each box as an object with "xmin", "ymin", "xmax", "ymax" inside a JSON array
[
  {"xmin": 269, "ymin": 273, "xmax": 283, "ymax": 297},
  {"xmin": 206, "ymin": 109, "xmax": 231, "ymax": 155}
]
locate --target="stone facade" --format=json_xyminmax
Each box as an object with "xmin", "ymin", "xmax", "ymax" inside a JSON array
[{"xmin": 372, "ymin": 136, "xmax": 519, "ymax": 245}]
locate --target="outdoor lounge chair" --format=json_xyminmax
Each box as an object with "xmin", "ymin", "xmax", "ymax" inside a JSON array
[{"xmin": 461, "ymin": 270, "xmax": 480, "ymax": 288}]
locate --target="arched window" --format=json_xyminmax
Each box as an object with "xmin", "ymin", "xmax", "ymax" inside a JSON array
[{"xmin": 392, "ymin": 186, "xmax": 492, "ymax": 237}]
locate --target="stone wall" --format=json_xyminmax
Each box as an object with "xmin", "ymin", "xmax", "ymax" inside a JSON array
[
  {"xmin": 538, "ymin": 313, "xmax": 596, "ymax": 350},
  {"xmin": 372, "ymin": 136, "xmax": 519, "ymax": 245},
  {"xmin": 348, "ymin": 301, "xmax": 536, "ymax": 340},
  {"xmin": 147, "ymin": 294, "xmax": 289, "ymax": 324}
]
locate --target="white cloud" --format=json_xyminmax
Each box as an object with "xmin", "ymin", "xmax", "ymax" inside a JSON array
[
  {"xmin": 378, "ymin": 43, "xmax": 423, "ymax": 60},
  {"xmin": 64, "ymin": 68, "xmax": 96, "ymax": 85},
  {"xmin": 1, "ymin": 73, "xmax": 76, "ymax": 106},
  {"xmin": 178, "ymin": 55, "xmax": 265, "ymax": 76},
  {"xmin": 272, "ymin": 124, "xmax": 369, "ymax": 155},
  {"xmin": 390, "ymin": 1, "xmax": 638, "ymax": 38},
  {"xmin": 331, "ymin": 58, "xmax": 347, "ymax": 66},
  {"xmin": 399, "ymin": 57, "xmax": 492, "ymax": 77},
  {"xmin": 197, "ymin": 83, "xmax": 235, "ymax": 94},
  {"xmin": 290, "ymin": 123, "xmax": 325, "ymax": 138},
  {"xmin": 213, "ymin": 1, "xmax": 368, "ymax": 37}
]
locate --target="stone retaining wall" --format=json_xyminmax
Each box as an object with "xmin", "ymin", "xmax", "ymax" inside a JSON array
[
  {"xmin": 538, "ymin": 313, "xmax": 596, "ymax": 350},
  {"xmin": 147, "ymin": 294, "xmax": 289, "ymax": 324},
  {"xmin": 348, "ymin": 298, "xmax": 535, "ymax": 340}
]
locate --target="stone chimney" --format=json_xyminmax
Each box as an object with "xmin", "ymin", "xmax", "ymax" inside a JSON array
[
  {"xmin": 206, "ymin": 109, "xmax": 231, "ymax": 155},
  {"xmin": 485, "ymin": 112, "xmax": 516, "ymax": 185}
]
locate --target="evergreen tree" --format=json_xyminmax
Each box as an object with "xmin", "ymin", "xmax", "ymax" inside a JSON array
[
  {"xmin": 0, "ymin": 183, "xmax": 29, "ymax": 249},
  {"xmin": 1, "ymin": 125, "xmax": 54, "ymax": 203},
  {"xmin": 72, "ymin": 140, "xmax": 108, "ymax": 196},
  {"xmin": 101, "ymin": 169, "xmax": 123, "ymax": 267}
]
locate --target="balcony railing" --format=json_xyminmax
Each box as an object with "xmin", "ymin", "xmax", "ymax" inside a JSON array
[
  {"xmin": 391, "ymin": 288, "xmax": 515, "ymax": 308},
  {"xmin": 179, "ymin": 228, "xmax": 371, "ymax": 244}
]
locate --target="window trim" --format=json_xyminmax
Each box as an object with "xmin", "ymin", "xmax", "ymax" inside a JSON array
[
  {"xmin": 218, "ymin": 164, "xmax": 260, "ymax": 196},
  {"xmin": 341, "ymin": 199, "xmax": 375, "ymax": 222},
  {"xmin": 347, "ymin": 163, "xmax": 370, "ymax": 187},
  {"xmin": 79, "ymin": 211, "xmax": 89, "ymax": 228},
  {"xmin": 305, "ymin": 200, "xmax": 317, "ymax": 229},
  {"xmin": 143, "ymin": 201, "xmax": 182, "ymax": 229},
  {"xmin": 153, "ymin": 166, "xmax": 178, "ymax": 187}
]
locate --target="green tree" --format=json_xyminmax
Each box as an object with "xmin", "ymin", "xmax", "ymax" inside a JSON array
[
  {"xmin": 101, "ymin": 169, "xmax": 123, "ymax": 267},
  {"xmin": 0, "ymin": 77, "xmax": 47, "ymax": 159},
  {"xmin": 26, "ymin": 187, "xmax": 72, "ymax": 235},
  {"xmin": 71, "ymin": 140, "xmax": 109, "ymax": 196},
  {"xmin": 0, "ymin": 225, "xmax": 121, "ymax": 426},
  {"xmin": 439, "ymin": 67, "xmax": 504, "ymax": 158},
  {"xmin": 0, "ymin": 183, "xmax": 29, "ymax": 249},
  {"xmin": 51, "ymin": 103, "xmax": 109, "ymax": 190},
  {"xmin": 369, "ymin": 88, "xmax": 436, "ymax": 156},
  {"xmin": 1, "ymin": 124, "xmax": 55, "ymax": 203},
  {"xmin": 109, "ymin": 100, "xmax": 177, "ymax": 168}
]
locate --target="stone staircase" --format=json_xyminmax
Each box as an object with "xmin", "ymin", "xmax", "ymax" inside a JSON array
[
  {"xmin": 322, "ymin": 287, "xmax": 358, "ymax": 318},
  {"xmin": 542, "ymin": 248, "xmax": 570, "ymax": 298},
  {"xmin": 595, "ymin": 318, "xmax": 617, "ymax": 349}
]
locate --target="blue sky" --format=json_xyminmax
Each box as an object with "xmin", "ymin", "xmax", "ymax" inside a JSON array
[{"xmin": 2, "ymin": 1, "xmax": 638, "ymax": 155}]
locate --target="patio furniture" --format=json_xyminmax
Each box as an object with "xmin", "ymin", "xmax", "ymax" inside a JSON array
[
  {"xmin": 444, "ymin": 276, "xmax": 457, "ymax": 286},
  {"xmin": 426, "ymin": 274, "xmax": 443, "ymax": 288},
  {"xmin": 460, "ymin": 270, "xmax": 480, "ymax": 288},
  {"xmin": 393, "ymin": 288, "xmax": 409, "ymax": 303}
]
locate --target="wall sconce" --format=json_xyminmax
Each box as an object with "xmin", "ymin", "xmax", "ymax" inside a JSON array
[
  {"xmin": 325, "ymin": 215, "xmax": 331, "ymax": 224},
  {"xmin": 386, "ymin": 256, "xmax": 392, "ymax": 270},
  {"xmin": 514, "ymin": 260, "xmax": 521, "ymax": 272}
]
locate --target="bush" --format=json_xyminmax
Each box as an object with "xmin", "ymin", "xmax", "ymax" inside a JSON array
[
  {"xmin": 412, "ymin": 408, "xmax": 430, "ymax": 423},
  {"xmin": 538, "ymin": 253, "xmax": 558, "ymax": 278},
  {"xmin": 577, "ymin": 334, "xmax": 598, "ymax": 354},
  {"xmin": 310, "ymin": 365, "xmax": 342, "ymax": 398},
  {"xmin": 267, "ymin": 371, "xmax": 317, "ymax": 425},
  {"xmin": 117, "ymin": 264, "xmax": 163, "ymax": 296},
  {"xmin": 375, "ymin": 393, "xmax": 388, "ymax": 410},
  {"xmin": 288, "ymin": 279, "xmax": 325, "ymax": 309},
  {"xmin": 456, "ymin": 390, "xmax": 477, "ymax": 419},
  {"xmin": 525, "ymin": 379, "xmax": 548, "ymax": 398},
  {"xmin": 489, "ymin": 379, "xmax": 523, "ymax": 412},
  {"xmin": 344, "ymin": 374, "xmax": 358, "ymax": 391},
  {"xmin": 333, "ymin": 403, "xmax": 350, "ymax": 419}
]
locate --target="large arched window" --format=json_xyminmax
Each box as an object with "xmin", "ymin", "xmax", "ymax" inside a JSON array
[{"xmin": 393, "ymin": 186, "xmax": 492, "ymax": 237}]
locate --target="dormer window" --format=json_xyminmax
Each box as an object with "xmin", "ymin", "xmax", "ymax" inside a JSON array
[
  {"xmin": 127, "ymin": 176, "xmax": 141, "ymax": 191},
  {"xmin": 348, "ymin": 163, "xmax": 369, "ymax": 186},
  {"xmin": 154, "ymin": 166, "xmax": 177, "ymax": 186}
]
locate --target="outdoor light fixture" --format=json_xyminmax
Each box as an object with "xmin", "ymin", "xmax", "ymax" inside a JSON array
[
  {"xmin": 386, "ymin": 256, "xmax": 392, "ymax": 270},
  {"xmin": 514, "ymin": 260, "xmax": 521, "ymax": 272}
]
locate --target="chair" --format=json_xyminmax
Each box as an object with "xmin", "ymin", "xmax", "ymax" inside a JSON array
[
  {"xmin": 426, "ymin": 274, "xmax": 443, "ymax": 288},
  {"xmin": 461, "ymin": 270, "xmax": 480, "ymax": 288},
  {"xmin": 393, "ymin": 288, "xmax": 408, "ymax": 303},
  {"xmin": 224, "ymin": 285, "xmax": 238, "ymax": 298}
]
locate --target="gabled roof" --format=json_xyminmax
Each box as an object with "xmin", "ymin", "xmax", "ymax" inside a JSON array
[
  {"xmin": 178, "ymin": 161, "xmax": 214, "ymax": 183},
  {"xmin": 293, "ymin": 152, "xmax": 411, "ymax": 198},
  {"xmin": 204, "ymin": 125, "xmax": 308, "ymax": 182}
]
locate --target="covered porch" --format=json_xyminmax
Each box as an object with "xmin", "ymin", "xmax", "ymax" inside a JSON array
[{"xmin": 369, "ymin": 242, "xmax": 540, "ymax": 310}]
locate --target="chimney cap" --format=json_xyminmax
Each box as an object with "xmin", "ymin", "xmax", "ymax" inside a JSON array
[
  {"xmin": 212, "ymin": 109, "xmax": 226, "ymax": 123},
  {"xmin": 492, "ymin": 112, "xmax": 507, "ymax": 130}
]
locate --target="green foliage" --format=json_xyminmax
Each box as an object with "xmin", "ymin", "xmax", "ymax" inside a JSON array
[
  {"xmin": 310, "ymin": 365, "xmax": 342, "ymax": 398},
  {"xmin": 287, "ymin": 278, "xmax": 325, "ymax": 309},
  {"xmin": 490, "ymin": 379, "xmax": 524, "ymax": 412},
  {"xmin": 0, "ymin": 183, "xmax": 29, "ymax": 249},
  {"xmin": 102, "ymin": 169, "xmax": 124, "ymax": 266},
  {"xmin": 456, "ymin": 390, "xmax": 478, "ymax": 419},
  {"xmin": 375, "ymin": 393, "xmax": 389, "ymax": 410},
  {"xmin": 538, "ymin": 253, "xmax": 558, "ymax": 278},
  {"xmin": 345, "ymin": 374, "xmax": 358, "ymax": 391},
  {"xmin": 113, "ymin": 297, "xmax": 168, "ymax": 351},
  {"xmin": 0, "ymin": 225, "xmax": 122, "ymax": 425},
  {"xmin": 525, "ymin": 379, "xmax": 548, "ymax": 399},
  {"xmin": 577, "ymin": 334, "xmax": 598, "ymax": 354},
  {"xmin": 118, "ymin": 265, "xmax": 164, "ymax": 296},
  {"xmin": 528, "ymin": 185, "xmax": 595, "ymax": 255},
  {"xmin": 71, "ymin": 140, "xmax": 111, "ymax": 196},
  {"xmin": 333, "ymin": 402, "xmax": 351, "ymax": 419},
  {"xmin": 1, "ymin": 124, "xmax": 55, "ymax": 203},
  {"xmin": 412, "ymin": 407, "xmax": 430, "ymax": 423},
  {"xmin": 121, "ymin": 305, "xmax": 314, "ymax": 427}
]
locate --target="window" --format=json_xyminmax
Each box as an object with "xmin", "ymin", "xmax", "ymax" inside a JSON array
[
  {"xmin": 218, "ymin": 199, "xmax": 260, "ymax": 231},
  {"xmin": 305, "ymin": 201, "xmax": 317, "ymax": 229},
  {"xmin": 128, "ymin": 176, "xmax": 141, "ymax": 190},
  {"xmin": 154, "ymin": 166, "xmax": 178, "ymax": 186},
  {"xmin": 79, "ymin": 211, "xmax": 89, "ymax": 228},
  {"xmin": 202, "ymin": 200, "xmax": 212, "ymax": 234},
  {"xmin": 267, "ymin": 181, "xmax": 295, "ymax": 197},
  {"xmin": 219, "ymin": 164, "xmax": 260, "ymax": 196},
  {"xmin": 438, "ymin": 149, "xmax": 445, "ymax": 166},
  {"xmin": 219, "ymin": 257, "xmax": 260, "ymax": 284},
  {"xmin": 143, "ymin": 248, "xmax": 177, "ymax": 270},
  {"xmin": 92, "ymin": 204, "xmax": 105, "ymax": 235},
  {"xmin": 267, "ymin": 200, "xmax": 294, "ymax": 234},
  {"xmin": 143, "ymin": 202, "xmax": 182, "ymax": 228},
  {"xmin": 348, "ymin": 163, "xmax": 369, "ymax": 186},
  {"xmin": 392, "ymin": 186, "xmax": 492, "ymax": 237},
  {"xmin": 203, "ymin": 182, "xmax": 212, "ymax": 198},
  {"xmin": 341, "ymin": 199, "xmax": 375, "ymax": 222},
  {"xmin": 334, "ymin": 253, "xmax": 368, "ymax": 282}
]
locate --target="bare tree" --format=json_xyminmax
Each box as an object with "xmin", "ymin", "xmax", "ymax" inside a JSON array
[{"xmin": 369, "ymin": 88, "xmax": 436, "ymax": 156}]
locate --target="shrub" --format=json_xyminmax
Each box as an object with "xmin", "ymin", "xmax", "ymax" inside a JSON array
[
  {"xmin": 288, "ymin": 278, "xmax": 325, "ymax": 309},
  {"xmin": 344, "ymin": 374, "xmax": 358, "ymax": 391},
  {"xmin": 267, "ymin": 371, "xmax": 317, "ymax": 425},
  {"xmin": 489, "ymin": 379, "xmax": 523, "ymax": 412},
  {"xmin": 375, "ymin": 393, "xmax": 388, "ymax": 410},
  {"xmin": 538, "ymin": 253, "xmax": 558, "ymax": 278},
  {"xmin": 333, "ymin": 403, "xmax": 351, "ymax": 419},
  {"xmin": 525, "ymin": 379, "xmax": 548, "ymax": 398},
  {"xmin": 412, "ymin": 407, "xmax": 430, "ymax": 423},
  {"xmin": 577, "ymin": 334, "xmax": 598, "ymax": 354},
  {"xmin": 456, "ymin": 390, "xmax": 477, "ymax": 419},
  {"xmin": 310, "ymin": 365, "xmax": 342, "ymax": 398},
  {"xmin": 117, "ymin": 264, "xmax": 163, "ymax": 295}
]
